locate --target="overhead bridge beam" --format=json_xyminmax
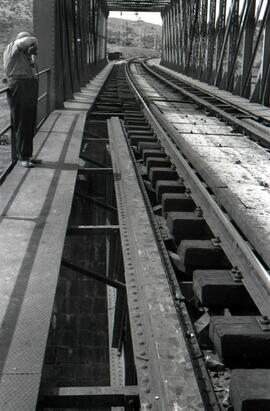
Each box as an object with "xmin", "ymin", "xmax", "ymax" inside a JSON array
[{"xmin": 106, "ymin": 0, "xmax": 170, "ymax": 11}]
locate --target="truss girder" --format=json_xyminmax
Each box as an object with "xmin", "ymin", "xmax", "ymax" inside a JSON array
[
  {"xmin": 161, "ymin": 0, "xmax": 270, "ymax": 107},
  {"xmin": 106, "ymin": 0, "xmax": 171, "ymax": 12}
]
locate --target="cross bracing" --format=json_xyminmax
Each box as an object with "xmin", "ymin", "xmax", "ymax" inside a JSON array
[
  {"xmin": 161, "ymin": 0, "xmax": 270, "ymax": 107},
  {"xmin": 106, "ymin": 0, "xmax": 171, "ymax": 12}
]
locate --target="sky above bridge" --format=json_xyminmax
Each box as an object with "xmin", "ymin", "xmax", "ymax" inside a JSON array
[
  {"xmin": 109, "ymin": 11, "xmax": 162, "ymax": 25},
  {"xmin": 109, "ymin": 0, "xmax": 267, "ymax": 25}
]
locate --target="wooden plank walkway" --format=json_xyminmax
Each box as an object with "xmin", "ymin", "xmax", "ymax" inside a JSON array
[{"xmin": 0, "ymin": 64, "xmax": 112, "ymax": 410}]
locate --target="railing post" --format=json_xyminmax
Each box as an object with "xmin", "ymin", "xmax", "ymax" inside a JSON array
[{"xmin": 47, "ymin": 69, "xmax": 51, "ymax": 116}]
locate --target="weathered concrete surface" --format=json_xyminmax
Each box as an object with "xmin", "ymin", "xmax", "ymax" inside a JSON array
[
  {"xmin": 133, "ymin": 63, "xmax": 270, "ymax": 269},
  {"xmin": 0, "ymin": 64, "xmax": 112, "ymax": 411}
]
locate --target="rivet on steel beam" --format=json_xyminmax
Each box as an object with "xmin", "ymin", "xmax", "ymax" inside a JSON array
[
  {"xmin": 260, "ymin": 316, "xmax": 270, "ymax": 325},
  {"xmin": 195, "ymin": 206, "xmax": 203, "ymax": 217},
  {"xmin": 141, "ymin": 403, "xmax": 152, "ymax": 409},
  {"xmin": 231, "ymin": 267, "xmax": 243, "ymax": 282},
  {"xmin": 185, "ymin": 188, "xmax": 192, "ymax": 197},
  {"xmin": 212, "ymin": 237, "xmax": 221, "ymax": 248}
]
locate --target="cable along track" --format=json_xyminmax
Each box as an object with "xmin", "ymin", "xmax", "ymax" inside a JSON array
[{"xmin": 120, "ymin": 60, "xmax": 270, "ymax": 411}]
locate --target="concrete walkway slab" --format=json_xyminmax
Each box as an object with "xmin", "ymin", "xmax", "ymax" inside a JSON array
[{"xmin": 0, "ymin": 63, "xmax": 112, "ymax": 411}]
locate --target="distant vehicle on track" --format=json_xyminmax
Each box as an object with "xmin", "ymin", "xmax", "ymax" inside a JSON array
[{"xmin": 108, "ymin": 51, "xmax": 123, "ymax": 61}]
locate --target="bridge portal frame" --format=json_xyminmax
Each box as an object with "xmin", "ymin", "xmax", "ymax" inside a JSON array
[{"xmin": 34, "ymin": 0, "xmax": 109, "ymax": 111}]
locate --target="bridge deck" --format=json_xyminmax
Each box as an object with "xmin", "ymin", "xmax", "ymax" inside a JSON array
[
  {"xmin": 149, "ymin": 59, "xmax": 270, "ymax": 122},
  {"xmin": 0, "ymin": 64, "xmax": 112, "ymax": 410},
  {"xmin": 145, "ymin": 60, "xmax": 270, "ymax": 267}
]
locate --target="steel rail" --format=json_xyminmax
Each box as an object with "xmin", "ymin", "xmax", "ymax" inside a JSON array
[
  {"xmin": 126, "ymin": 60, "xmax": 270, "ymax": 318},
  {"xmin": 108, "ymin": 116, "xmax": 205, "ymax": 411},
  {"xmin": 142, "ymin": 62, "xmax": 270, "ymax": 147}
]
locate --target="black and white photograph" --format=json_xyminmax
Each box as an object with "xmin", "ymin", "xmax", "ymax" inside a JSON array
[{"xmin": 0, "ymin": 1, "xmax": 270, "ymax": 410}]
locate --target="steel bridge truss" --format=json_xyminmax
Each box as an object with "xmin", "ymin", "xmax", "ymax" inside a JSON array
[
  {"xmin": 161, "ymin": 0, "xmax": 270, "ymax": 107},
  {"xmin": 106, "ymin": 0, "xmax": 171, "ymax": 12}
]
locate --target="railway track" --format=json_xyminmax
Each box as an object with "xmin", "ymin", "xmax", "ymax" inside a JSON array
[
  {"xmin": 2, "ymin": 60, "xmax": 270, "ymax": 409},
  {"xmin": 98, "ymin": 61, "xmax": 270, "ymax": 410},
  {"xmin": 143, "ymin": 61, "xmax": 270, "ymax": 149}
]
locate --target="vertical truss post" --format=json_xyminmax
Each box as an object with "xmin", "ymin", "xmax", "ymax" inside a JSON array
[
  {"xmin": 186, "ymin": 0, "xmax": 200, "ymax": 75},
  {"xmin": 260, "ymin": 7, "xmax": 270, "ymax": 106},
  {"xmin": 164, "ymin": 9, "xmax": 168, "ymax": 63},
  {"xmin": 163, "ymin": 9, "xmax": 168, "ymax": 63},
  {"xmin": 206, "ymin": 0, "xmax": 216, "ymax": 82},
  {"xmin": 161, "ymin": 11, "xmax": 165, "ymax": 62},
  {"xmin": 175, "ymin": 0, "xmax": 180, "ymax": 66},
  {"xmin": 214, "ymin": 0, "xmax": 235, "ymax": 86},
  {"xmin": 168, "ymin": 6, "xmax": 173, "ymax": 64},
  {"xmin": 198, "ymin": 0, "xmax": 208, "ymax": 80},
  {"xmin": 170, "ymin": 3, "xmax": 175, "ymax": 65},
  {"xmin": 192, "ymin": 0, "xmax": 201, "ymax": 78},
  {"xmin": 178, "ymin": 0, "xmax": 185, "ymax": 69},
  {"xmin": 172, "ymin": 0, "xmax": 178, "ymax": 66},
  {"xmin": 226, "ymin": 0, "xmax": 239, "ymax": 91},
  {"xmin": 239, "ymin": 0, "xmax": 256, "ymax": 97},
  {"xmin": 214, "ymin": 0, "xmax": 227, "ymax": 86},
  {"xmin": 226, "ymin": 0, "xmax": 254, "ymax": 93},
  {"xmin": 243, "ymin": 2, "xmax": 270, "ymax": 100}
]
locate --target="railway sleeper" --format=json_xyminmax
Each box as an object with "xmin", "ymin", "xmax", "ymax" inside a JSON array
[
  {"xmin": 125, "ymin": 119, "xmax": 148, "ymax": 127},
  {"xmin": 175, "ymin": 240, "xmax": 231, "ymax": 274},
  {"xmin": 125, "ymin": 124, "xmax": 152, "ymax": 131},
  {"xmin": 129, "ymin": 135, "xmax": 157, "ymax": 147},
  {"xmin": 156, "ymin": 180, "xmax": 186, "ymax": 202},
  {"xmin": 209, "ymin": 316, "xmax": 270, "ymax": 367},
  {"xmin": 230, "ymin": 369, "xmax": 270, "ymax": 411},
  {"xmin": 149, "ymin": 167, "xmax": 178, "ymax": 187},
  {"xmin": 166, "ymin": 211, "xmax": 212, "ymax": 244},
  {"xmin": 193, "ymin": 269, "xmax": 254, "ymax": 308},
  {"xmin": 126, "ymin": 62, "xmax": 270, "ymax": 411},
  {"xmin": 161, "ymin": 192, "xmax": 196, "ymax": 214},
  {"xmin": 127, "ymin": 129, "xmax": 154, "ymax": 137},
  {"xmin": 142, "ymin": 148, "xmax": 165, "ymax": 161},
  {"xmin": 146, "ymin": 157, "xmax": 171, "ymax": 173},
  {"xmin": 138, "ymin": 141, "xmax": 161, "ymax": 154}
]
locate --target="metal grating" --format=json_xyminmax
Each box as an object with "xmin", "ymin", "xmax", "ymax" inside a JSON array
[{"xmin": 106, "ymin": 0, "xmax": 171, "ymax": 11}]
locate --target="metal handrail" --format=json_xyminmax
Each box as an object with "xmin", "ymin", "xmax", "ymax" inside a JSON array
[{"xmin": 0, "ymin": 68, "xmax": 51, "ymax": 183}]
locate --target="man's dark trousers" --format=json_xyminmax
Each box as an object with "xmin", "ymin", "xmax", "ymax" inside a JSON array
[{"xmin": 7, "ymin": 78, "xmax": 38, "ymax": 161}]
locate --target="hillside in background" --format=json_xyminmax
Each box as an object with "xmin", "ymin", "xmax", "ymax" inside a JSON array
[
  {"xmin": 0, "ymin": 0, "xmax": 32, "ymax": 134},
  {"xmin": 107, "ymin": 17, "xmax": 162, "ymax": 56},
  {"xmin": 0, "ymin": 0, "xmax": 32, "ymax": 78}
]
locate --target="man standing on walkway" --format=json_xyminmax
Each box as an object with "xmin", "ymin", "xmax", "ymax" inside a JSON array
[{"xmin": 3, "ymin": 32, "xmax": 41, "ymax": 168}]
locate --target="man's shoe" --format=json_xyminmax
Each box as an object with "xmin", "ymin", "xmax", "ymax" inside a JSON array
[
  {"xmin": 30, "ymin": 157, "xmax": 42, "ymax": 164},
  {"xmin": 18, "ymin": 160, "xmax": 34, "ymax": 168}
]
